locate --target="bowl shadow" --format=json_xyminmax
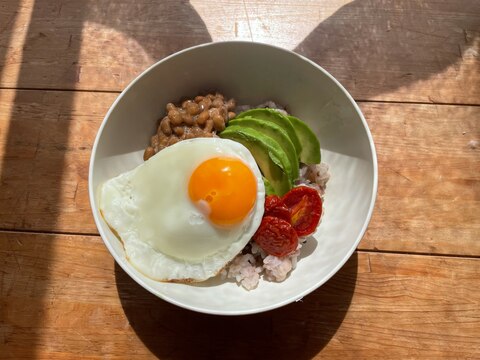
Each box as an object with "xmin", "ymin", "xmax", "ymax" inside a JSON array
[{"xmin": 115, "ymin": 252, "xmax": 358, "ymax": 359}]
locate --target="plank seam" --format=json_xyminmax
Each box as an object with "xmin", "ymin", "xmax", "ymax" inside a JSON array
[
  {"xmin": 356, "ymin": 99, "xmax": 480, "ymax": 107},
  {"xmin": 0, "ymin": 86, "xmax": 121, "ymax": 94},
  {"xmin": 0, "ymin": 228, "xmax": 100, "ymax": 238},
  {"xmin": 0, "ymin": 229, "xmax": 479, "ymax": 260},
  {"xmin": 1, "ymin": 86, "xmax": 480, "ymax": 107},
  {"xmin": 357, "ymin": 248, "xmax": 480, "ymax": 260}
]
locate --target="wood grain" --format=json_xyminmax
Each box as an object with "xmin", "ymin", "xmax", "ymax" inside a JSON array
[
  {"xmin": 0, "ymin": 231, "xmax": 479, "ymax": 359},
  {"xmin": 1, "ymin": 1, "xmax": 479, "ymax": 358},
  {"xmin": 0, "ymin": 0, "xmax": 479, "ymax": 104},
  {"xmin": 359, "ymin": 103, "xmax": 480, "ymax": 256},
  {"xmin": 0, "ymin": 89, "xmax": 116, "ymax": 233},
  {"xmin": 1, "ymin": 89, "xmax": 478, "ymax": 256}
]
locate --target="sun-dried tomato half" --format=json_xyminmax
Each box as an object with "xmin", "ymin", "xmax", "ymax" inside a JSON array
[
  {"xmin": 281, "ymin": 186, "xmax": 322, "ymax": 237},
  {"xmin": 253, "ymin": 216, "xmax": 298, "ymax": 257},
  {"xmin": 265, "ymin": 204, "xmax": 291, "ymax": 223},
  {"xmin": 263, "ymin": 195, "xmax": 291, "ymax": 223},
  {"xmin": 264, "ymin": 195, "xmax": 282, "ymax": 213}
]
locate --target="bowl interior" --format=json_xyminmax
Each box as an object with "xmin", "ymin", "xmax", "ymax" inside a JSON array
[{"xmin": 89, "ymin": 42, "xmax": 377, "ymax": 315}]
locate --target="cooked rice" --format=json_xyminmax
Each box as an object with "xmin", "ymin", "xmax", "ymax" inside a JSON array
[{"xmin": 221, "ymin": 253, "xmax": 262, "ymax": 290}]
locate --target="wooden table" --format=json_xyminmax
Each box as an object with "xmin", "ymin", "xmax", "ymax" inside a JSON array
[{"xmin": 1, "ymin": 1, "xmax": 479, "ymax": 358}]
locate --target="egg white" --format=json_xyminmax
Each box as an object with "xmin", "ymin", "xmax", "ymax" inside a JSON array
[{"xmin": 99, "ymin": 138, "xmax": 265, "ymax": 282}]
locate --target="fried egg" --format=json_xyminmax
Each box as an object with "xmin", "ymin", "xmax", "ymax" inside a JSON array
[{"xmin": 99, "ymin": 138, "xmax": 265, "ymax": 282}]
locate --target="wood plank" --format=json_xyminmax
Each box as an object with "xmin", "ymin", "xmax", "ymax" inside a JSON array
[
  {"xmin": 1, "ymin": 89, "xmax": 478, "ymax": 256},
  {"xmin": 0, "ymin": 89, "xmax": 116, "ymax": 233},
  {"xmin": 359, "ymin": 102, "xmax": 480, "ymax": 256},
  {"xmin": 290, "ymin": 0, "xmax": 480, "ymax": 104},
  {"xmin": 0, "ymin": 0, "xmax": 479, "ymax": 104},
  {"xmin": 0, "ymin": 232, "xmax": 479, "ymax": 359}
]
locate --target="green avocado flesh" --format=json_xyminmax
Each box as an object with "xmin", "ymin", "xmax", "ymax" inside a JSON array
[
  {"xmin": 287, "ymin": 115, "xmax": 321, "ymax": 164},
  {"xmin": 236, "ymin": 108, "xmax": 302, "ymax": 157},
  {"xmin": 219, "ymin": 126, "xmax": 292, "ymax": 196},
  {"xmin": 262, "ymin": 177, "xmax": 275, "ymax": 196},
  {"xmin": 228, "ymin": 117, "xmax": 299, "ymax": 181}
]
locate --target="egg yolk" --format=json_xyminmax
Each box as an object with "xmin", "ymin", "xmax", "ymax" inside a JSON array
[{"xmin": 188, "ymin": 157, "xmax": 257, "ymax": 227}]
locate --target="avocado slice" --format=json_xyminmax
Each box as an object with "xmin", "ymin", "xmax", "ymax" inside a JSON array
[
  {"xmin": 228, "ymin": 116, "xmax": 299, "ymax": 181},
  {"xmin": 287, "ymin": 115, "xmax": 321, "ymax": 164},
  {"xmin": 220, "ymin": 126, "xmax": 292, "ymax": 196},
  {"xmin": 262, "ymin": 177, "xmax": 276, "ymax": 196},
  {"xmin": 236, "ymin": 108, "xmax": 302, "ymax": 157}
]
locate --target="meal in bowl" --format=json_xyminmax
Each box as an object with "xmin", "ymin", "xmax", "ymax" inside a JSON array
[{"xmin": 99, "ymin": 92, "xmax": 330, "ymax": 290}]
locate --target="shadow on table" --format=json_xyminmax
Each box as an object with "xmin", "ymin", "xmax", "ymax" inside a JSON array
[
  {"xmin": 115, "ymin": 253, "xmax": 358, "ymax": 359},
  {"xmin": 0, "ymin": 0, "xmax": 478, "ymax": 358},
  {"xmin": 294, "ymin": 0, "xmax": 480, "ymax": 100},
  {"xmin": 0, "ymin": 1, "xmax": 211, "ymax": 358}
]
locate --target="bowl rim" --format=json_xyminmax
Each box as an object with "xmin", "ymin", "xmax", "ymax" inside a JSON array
[{"xmin": 88, "ymin": 40, "xmax": 378, "ymax": 316}]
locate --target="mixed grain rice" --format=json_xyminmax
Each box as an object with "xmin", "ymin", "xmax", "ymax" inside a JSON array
[{"xmin": 222, "ymin": 162, "xmax": 330, "ymax": 290}]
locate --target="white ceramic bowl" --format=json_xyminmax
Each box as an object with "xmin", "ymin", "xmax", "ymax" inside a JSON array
[{"xmin": 89, "ymin": 41, "xmax": 377, "ymax": 315}]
